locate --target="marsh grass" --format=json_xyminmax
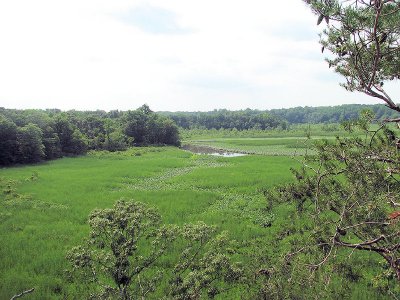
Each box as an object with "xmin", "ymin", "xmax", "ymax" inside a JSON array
[
  {"xmin": 0, "ymin": 145, "xmax": 389, "ymax": 299},
  {"xmin": 182, "ymin": 137, "xmax": 315, "ymax": 155},
  {"xmin": 181, "ymin": 125, "xmax": 374, "ymax": 156},
  {"xmin": 0, "ymin": 147, "xmax": 294, "ymax": 299}
]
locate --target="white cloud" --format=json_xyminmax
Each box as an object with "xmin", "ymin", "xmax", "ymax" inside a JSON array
[{"xmin": 0, "ymin": 0, "xmax": 397, "ymax": 112}]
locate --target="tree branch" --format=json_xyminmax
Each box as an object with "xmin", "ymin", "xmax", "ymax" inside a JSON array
[{"xmin": 10, "ymin": 288, "xmax": 35, "ymax": 300}]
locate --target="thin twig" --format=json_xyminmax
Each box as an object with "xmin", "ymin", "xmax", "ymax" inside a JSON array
[{"xmin": 10, "ymin": 288, "xmax": 35, "ymax": 300}]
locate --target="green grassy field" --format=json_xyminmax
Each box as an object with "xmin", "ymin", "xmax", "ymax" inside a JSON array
[
  {"xmin": 180, "ymin": 125, "xmax": 348, "ymax": 155},
  {"xmin": 0, "ymin": 145, "xmax": 389, "ymax": 299},
  {"xmin": 182, "ymin": 137, "xmax": 317, "ymax": 155},
  {"xmin": 180, "ymin": 124, "xmax": 379, "ymax": 156},
  {"xmin": 0, "ymin": 147, "xmax": 296, "ymax": 299},
  {"xmin": 179, "ymin": 123, "xmax": 346, "ymax": 140}
]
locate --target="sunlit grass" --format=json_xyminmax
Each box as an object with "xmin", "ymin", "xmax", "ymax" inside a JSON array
[
  {"xmin": 0, "ymin": 145, "xmax": 389, "ymax": 299},
  {"xmin": 183, "ymin": 137, "xmax": 316, "ymax": 155},
  {"xmin": 0, "ymin": 147, "xmax": 296, "ymax": 299}
]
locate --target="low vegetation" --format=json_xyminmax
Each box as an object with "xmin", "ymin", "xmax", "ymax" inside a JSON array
[{"xmin": 0, "ymin": 145, "xmax": 393, "ymax": 299}]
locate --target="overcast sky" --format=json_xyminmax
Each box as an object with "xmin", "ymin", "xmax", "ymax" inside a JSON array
[{"xmin": 0, "ymin": 0, "xmax": 398, "ymax": 112}]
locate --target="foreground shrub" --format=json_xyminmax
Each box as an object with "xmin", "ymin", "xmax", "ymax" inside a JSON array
[{"xmin": 66, "ymin": 200, "xmax": 243, "ymax": 299}]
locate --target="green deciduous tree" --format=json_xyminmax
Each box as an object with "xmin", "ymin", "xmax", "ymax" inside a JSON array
[
  {"xmin": 103, "ymin": 130, "xmax": 131, "ymax": 152},
  {"xmin": 54, "ymin": 115, "xmax": 88, "ymax": 155},
  {"xmin": 42, "ymin": 124, "xmax": 62, "ymax": 160},
  {"xmin": 0, "ymin": 115, "xmax": 18, "ymax": 165},
  {"xmin": 124, "ymin": 105, "xmax": 180, "ymax": 146},
  {"xmin": 66, "ymin": 200, "xmax": 243, "ymax": 299},
  {"xmin": 16, "ymin": 123, "xmax": 45, "ymax": 163},
  {"xmin": 67, "ymin": 200, "xmax": 176, "ymax": 299},
  {"xmin": 170, "ymin": 223, "xmax": 243, "ymax": 299},
  {"xmin": 124, "ymin": 105, "xmax": 152, "ymax": 145},
  {"xmin": 158, "ymin": 117, "xmax": 181, "ymax": 146}
]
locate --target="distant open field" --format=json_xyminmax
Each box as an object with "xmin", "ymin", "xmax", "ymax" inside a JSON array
[
  {"xmin": 0, "ymin": 144, "xmax": 387, "ymax": 299},
  {"xmin": 182, "ymin": 137, "xmax": 317, "ymax": 156},
  {"xmin": 180, "ymin": 124, "xmax": 383, "ymax": 156}
]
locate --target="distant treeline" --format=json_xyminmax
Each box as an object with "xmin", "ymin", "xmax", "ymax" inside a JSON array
[
  {"xmin": 161, "ymin": 109, "xmax": 286, "ymax": 130},
  {"xmin": 161, "ymin": 104, "xmax": 398, "ymax": 129},
  {"xmin": 0, "ymin": 105, "xmax": 180, "ymax": 165},
  {"xmin": 1, "ymin": 103, "xmax": 397, "ymax": 165},
  {"xmin": 269, "ymin": 104, "xmax": 398, "ymax": 124}
]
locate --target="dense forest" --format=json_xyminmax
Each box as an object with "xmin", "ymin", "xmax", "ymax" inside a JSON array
[
  {"xmin": 1, "ymin": 103, "xmax": 397, "ymax": 166},
  {"xmin": 0, "ymin": 105, "xmax": 180, "ymax": 165},
  {"xmin": 161, "ymin": 104, "xmax": 398, "ymax": 129}
]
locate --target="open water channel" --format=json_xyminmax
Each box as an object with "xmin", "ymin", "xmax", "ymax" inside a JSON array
[{"xmin": 181, "ymin": 144, "xmax": 247, "ymax": 157}]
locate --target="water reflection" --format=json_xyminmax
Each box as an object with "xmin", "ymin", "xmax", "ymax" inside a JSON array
[
  {"xmin": 181, "ymin": 144, "xmax": 247, "ymax": 157},
  {"xmin": 209, "ymin": 152, "xmax": 247, "ymax": 157}
]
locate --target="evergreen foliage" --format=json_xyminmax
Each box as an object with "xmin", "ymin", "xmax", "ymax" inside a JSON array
[
  {"xmin": 266, "ymin": 113, "xmax": 400, "ymax": 294},
  {"xmin": 306, "ymin": 0, "xmax": 400, "ymax": 110},
  {"xmin": 262, "ymin": 0, "xmax": 400, "ymax": 295}
]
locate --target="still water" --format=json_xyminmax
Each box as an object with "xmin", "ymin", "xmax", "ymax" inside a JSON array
[{"xmin": 181, "ymin": 144, "xmax": 247, "ymax": 157}]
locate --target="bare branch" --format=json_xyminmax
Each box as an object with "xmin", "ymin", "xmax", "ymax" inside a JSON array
[{"xmin": 10, "ymin": 288, "xmax": 35, "ymax": 300}]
